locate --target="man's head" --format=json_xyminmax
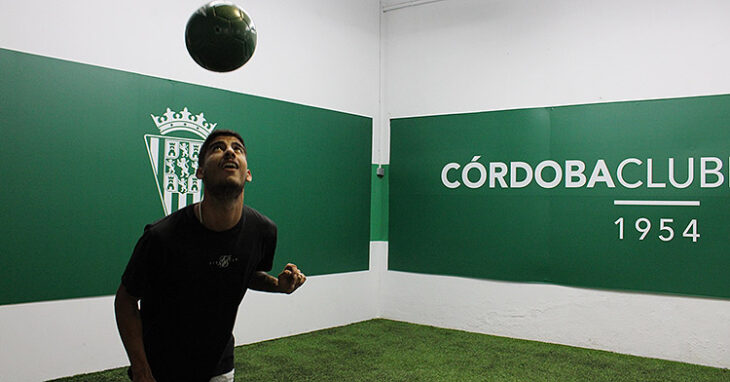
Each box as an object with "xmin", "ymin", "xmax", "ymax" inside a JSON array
[
  {"xmin": 196, "ymin": 129, "xmax": 252, "ymax": 199},
  {"xmin": 198, "ymin": 129, "xmax": 246, "ymax": 169}
]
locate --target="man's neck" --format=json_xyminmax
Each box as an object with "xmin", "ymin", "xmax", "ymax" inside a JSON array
[{"xmin": 197, "ymin": 192, "xmax": 244, "ymax": 231}]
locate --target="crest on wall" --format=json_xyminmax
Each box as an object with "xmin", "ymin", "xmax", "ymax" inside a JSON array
[{"xmin": 145, "ymin": 107, "xmax": 216, "ymax": 215}]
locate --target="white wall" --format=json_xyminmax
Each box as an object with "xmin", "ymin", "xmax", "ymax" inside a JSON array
[
  {"xmin": 0, "ymin": 0, "xmax": 380, "ymax": 117},
  {"xmin": 0, "ymin": 1, "xmax": 381, "ymax": 380},
  {"xmin": 382, "ymin": 271, "xmax": 730, "ymax": 368},
  {"xmin": 381, "ymin": 0, "xmax": 730, "ymax": 369},
  {"xmin": 385, "ymin": 0, "xmax": 730, "ymax": 118}
]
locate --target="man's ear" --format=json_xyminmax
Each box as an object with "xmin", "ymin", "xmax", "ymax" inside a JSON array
[
  {"xmin": 196, "ymin": 166, "xmax": 204, "ymax": 179},
  {"xmin": 246, "ymin": 169, "xmax": 252, "ymax": 182}
]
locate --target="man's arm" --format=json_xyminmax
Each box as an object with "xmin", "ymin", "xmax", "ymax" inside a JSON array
[
  {"xmin": 248, "ymin": 263, "xmax": 306, "ymax": 294},
  {"xmin": 114, "ymin": 284, "xmax": 156, "ymax": 382}
]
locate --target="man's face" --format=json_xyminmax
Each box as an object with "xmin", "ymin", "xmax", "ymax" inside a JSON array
[{"xmin": 196, "ymin": 135, "xmax": 252, "ymax": 194}]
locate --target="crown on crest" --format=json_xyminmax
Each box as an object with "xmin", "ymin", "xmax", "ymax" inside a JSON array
[{"xmin": 150, "ymin": 107, "xmax": 217, "ymax": 139}]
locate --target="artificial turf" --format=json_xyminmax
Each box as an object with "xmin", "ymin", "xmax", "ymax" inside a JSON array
[{"xmin": 49, "ymin": 319, "xmax": 728, "ymax": 381}]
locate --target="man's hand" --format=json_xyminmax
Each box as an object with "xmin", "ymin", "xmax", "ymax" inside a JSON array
[
  {"xmin": 277, "ymin": 263, "xmax": 306, "ymax": 294},
  {"xmin": 248, "ymin": 265, "xmax": 306, "ymax": 293}
]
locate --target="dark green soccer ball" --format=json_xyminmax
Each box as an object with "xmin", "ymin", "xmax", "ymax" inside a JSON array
[{"xmin": 185, "ymin": 1, "xmax": 257, "ymax": 72}]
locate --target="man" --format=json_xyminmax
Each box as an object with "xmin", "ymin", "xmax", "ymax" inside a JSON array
[{"xmin": 115, "ymin": 129, "xmax": 306, "ymax": 382}]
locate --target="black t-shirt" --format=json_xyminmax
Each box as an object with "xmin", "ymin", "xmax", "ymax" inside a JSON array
[{"xmin": 122, "ymin": 204, "xmax": 276, "ymax": 382}]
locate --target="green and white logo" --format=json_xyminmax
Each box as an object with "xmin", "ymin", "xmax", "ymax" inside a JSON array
[{"xmin": 146, "ymin": 107, "xmax": 216, "ymax": 215}]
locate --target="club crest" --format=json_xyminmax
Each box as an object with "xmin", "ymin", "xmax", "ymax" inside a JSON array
[{"xmin": 145, "ymin": 107, "xmax": 216, "ymax": 215}]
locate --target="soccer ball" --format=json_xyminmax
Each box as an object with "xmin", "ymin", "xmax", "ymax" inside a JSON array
[{"xmin": 185, "ymin": 1, "xmax": 257, "ymax": 72}]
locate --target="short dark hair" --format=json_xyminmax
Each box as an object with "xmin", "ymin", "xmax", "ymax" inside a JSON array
[{"xmin": 198, "ymin": 129, "xmax": 246, "ymax": 168}]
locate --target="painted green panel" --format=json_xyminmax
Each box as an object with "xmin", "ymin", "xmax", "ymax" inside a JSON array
[
  {"xmin": 370, "ymin": 164, "xmax": 389, "ymax": 241},
  {"xmin": 390, "ymin": 95, "xmax": 730, "ymax": 299},
  {"xmin": 0, "ymin": 49, "xmax": 371, "ymax": 305}
]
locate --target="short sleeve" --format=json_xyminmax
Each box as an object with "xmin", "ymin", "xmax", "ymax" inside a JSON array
[
  {"xmin": 256, "ymin": 221, "xmax": 277, "ymax": 272},
  {"xmin": 121, "ymin": 227, "xmax": 159, "ymax": 298}
]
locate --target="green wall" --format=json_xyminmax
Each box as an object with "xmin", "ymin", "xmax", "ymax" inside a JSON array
[
  {"xmin": 6, "ymin": 47, "xmax": 728, "ymax": 304},
  {"xmin": 370, "ymin": 164, "xmax": 389, "ymax": 241},
  {"xmin": 390, "ymin": 95, "xmax": 730, "ymax": 299},
  {"xmin": 0, "ymin": 49, "xmax": 372, "ymax": 305}
]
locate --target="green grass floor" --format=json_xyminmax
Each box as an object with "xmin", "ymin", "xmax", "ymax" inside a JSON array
[{"xmin": 50, "ymin": 319, "xmax": 728, "ymax": 381}]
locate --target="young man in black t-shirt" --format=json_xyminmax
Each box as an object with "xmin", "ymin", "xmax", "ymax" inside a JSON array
[{"xmin": 115, "ymin": 129, "xmax": 306, "ymax": 382}]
